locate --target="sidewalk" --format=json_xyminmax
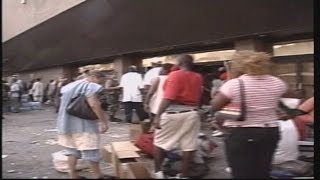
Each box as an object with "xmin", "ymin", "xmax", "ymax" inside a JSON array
[{"xmin": 2, "ymin": 107, "xmax": 231, "ymax": 179}]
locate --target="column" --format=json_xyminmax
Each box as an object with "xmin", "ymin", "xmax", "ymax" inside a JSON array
[
  {"xmin": 234, "ymin": 39, "xmax": 273, "ymax": 55},
  {"xmin": 113, "ymin": 56, "xmax": 143, "ymax": 80}
]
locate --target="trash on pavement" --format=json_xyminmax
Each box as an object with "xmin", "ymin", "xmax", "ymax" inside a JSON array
[
  {"xmin": 32, "ymin": 133, "xmax": 42, "ymax": 136},
  {"xmin": 2, "ymin": 155, "xmax": 8, "ymax": 159},
  {"xmin": 44, "ymin": 129, "xmax": 58, "ymax": 132},
  {"xmin": 52, "ymin": 151, "xmax": 89, "ymax": 173},
  {"xmin": 7, "ymin": 170, "xmax": 16, "ymax": 173},
  {"xmin": 45, "ymin": 139, "xmax": 58, "ymax": 145}
]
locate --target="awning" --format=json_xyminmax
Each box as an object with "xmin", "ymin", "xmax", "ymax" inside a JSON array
[{"xmin": 2, "ymin": 0, "xmax": 313, "ymax": 73}]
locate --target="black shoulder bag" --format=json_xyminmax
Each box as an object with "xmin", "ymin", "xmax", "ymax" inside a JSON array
[{"xmin": 66, "ymin": 83, "xmax": 99, "ymax": 120}]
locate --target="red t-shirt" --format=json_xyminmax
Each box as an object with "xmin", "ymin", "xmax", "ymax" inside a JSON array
[{"xmin": 163, "ymin": 70, "xmax": 203, "ymax": 106}]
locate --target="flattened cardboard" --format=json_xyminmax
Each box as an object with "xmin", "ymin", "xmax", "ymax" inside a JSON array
[
  {"xmin": 121, "ymin": 162, "xmax": 152, "ymax": 179},
  {"xmin": 111, "ymin": 141, "xmax": 140, "ymax": 152},
  {"xmin": 116, "ymin": 151, "xmax": 140, "ymax": 159},
  {"xmin": 101, "ymin": 145, "xmax": 112, "ymax": 163},
  {"xmin": 111, "ymin": 141, "xmax": 141, "ymax": 177}
]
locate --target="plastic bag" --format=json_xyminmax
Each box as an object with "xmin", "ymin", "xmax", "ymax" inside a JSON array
[{"xmin": 52, "ymin": 151, "xmax": 89, "ymax": 173}]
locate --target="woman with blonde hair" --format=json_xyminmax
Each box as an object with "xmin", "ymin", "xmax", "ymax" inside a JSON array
[{"xmin": 211, "ymin": 51, "xmax": 288, "ymax": 179}]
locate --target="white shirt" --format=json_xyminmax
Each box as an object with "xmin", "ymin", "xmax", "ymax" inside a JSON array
[
  {"xmin": 272, "ymin": 120, "xmax": 299, "ymax": 164},
  {"xmin": 32, "ymin": 81, "xmax": 44, "ymax": 96},
  {"xmin": 143, "ymin": 67, "xmax": 162, "ymax": 86},
  {"xmin": 120, "ymin": 72, "xmax": 143, "ymax": 102},
  {"xmin": 10, "ymin": 83, "xmax": 20, "ymax": 98}
]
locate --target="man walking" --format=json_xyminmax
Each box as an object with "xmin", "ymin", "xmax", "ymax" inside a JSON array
[
  {"xmin": 104, "ymin": 71, "xmax": 122, "ymax": 122},
  {"xmin": 32, "ymin": 78, "xmax": 44, "ymax": 103},
  {"xmin": 153, "ymin": 55, "xmax": 203, "ymax": 179},
  {"xmin": 143, "ymin": 61, "xmax": 162, "ymax": 91},
  {"xmin": 10, "ymin": 78, "xmax": 21, "ymax": 113},
  {"xmin": 120, "ymin": 65, "xmax": 148, "ymax": 123}
]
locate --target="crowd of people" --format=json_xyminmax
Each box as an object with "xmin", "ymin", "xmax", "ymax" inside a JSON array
[
  {"xmin": 3, "ymin": 51, "xmax": 313, "ymax": 179},
  {"xmin": 1, "ymin": 74, "xmax": 72, "ymax": 114}
]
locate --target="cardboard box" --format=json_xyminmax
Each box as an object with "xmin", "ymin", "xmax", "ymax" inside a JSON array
[
  {"xmin": 101, "ymin": 144, "xmax": 112, "ymax": 163},
  {"xmin": 121, "ymin": 162, "xmax": 152, "ymax": 179},
  {"xmin": 111, "ymin": 141, "xmax": 141, "ymax": 177}
]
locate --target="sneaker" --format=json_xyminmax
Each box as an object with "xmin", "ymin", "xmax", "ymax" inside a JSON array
[
  {"xmin": 153, "ymin": 171, "xmax": 165, "ymax": 179},
  {"xmin": 212, "ymin": 130, "xmax": 224, "ymax": 137}
]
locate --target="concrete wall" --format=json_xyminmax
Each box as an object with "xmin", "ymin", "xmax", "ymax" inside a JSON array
[{"xmin": 2, "ymin": 0, "xmax": 85, "ymax": 42}]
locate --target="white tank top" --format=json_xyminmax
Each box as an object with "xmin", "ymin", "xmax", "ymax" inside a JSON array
[{"xmin": 150, "ymin": 75, "xmax": 168, "ymax": 114}]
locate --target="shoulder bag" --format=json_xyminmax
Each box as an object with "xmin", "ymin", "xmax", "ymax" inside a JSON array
[
  {"xmin": 66, "ymin": 83, "xmax": 99, "ymax": 120},
  {"xmin": 214, "ymin": 79, "xmax": 246, "ymax": 121}
]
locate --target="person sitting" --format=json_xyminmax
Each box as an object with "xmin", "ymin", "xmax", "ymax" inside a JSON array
[{"xmin": 293, "ymin": 96, "xmax": 314, "ymax": 140}]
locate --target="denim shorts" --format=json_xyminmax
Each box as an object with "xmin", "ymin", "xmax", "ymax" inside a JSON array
[{"xmin": 64, "ymin": 148, "xmax": 101, "ymax": 162}]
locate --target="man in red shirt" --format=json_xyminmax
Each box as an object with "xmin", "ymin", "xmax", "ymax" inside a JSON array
[{"xmin": 152, "ymin": 54, "xmax": 203, "ymax": 179}]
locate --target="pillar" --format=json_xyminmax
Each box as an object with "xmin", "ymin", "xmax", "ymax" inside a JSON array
[
  {"xmin": 113, "ymin": 56, "xmax": 143, "ymax": 80},
  {"xmin": 234, "ymin": 39, "xmax": 274, "ymax": 55},
  {"xmin": 62, "ymin": 66, "xmax": 78, "ymax": 80}
]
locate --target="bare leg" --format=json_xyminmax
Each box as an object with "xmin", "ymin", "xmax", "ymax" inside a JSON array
[
  {"xmin": 89, "ymin": 161, "xmax": 103, "ymax": 179},
  {"xmin": 181, "ymin": 151, "xmax": 195, "ymax": 178},
  {"xmin": 154, "ymin": 146, "xmax": 166, "ymax": 172},
  {"xmin": 67, "ymin": 156, "xmax": 79, "ymax": 179}
]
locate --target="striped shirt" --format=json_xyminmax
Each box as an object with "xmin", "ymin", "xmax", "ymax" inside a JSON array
[{"xmin": 219, "ymin": 74, "xmax": 287, "ymax": 126}]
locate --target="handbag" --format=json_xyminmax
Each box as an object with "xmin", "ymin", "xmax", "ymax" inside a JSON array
[
  {"xmin": 66, "ymin": 83, "xmax": 99, "ymax": 120},
  {"xmin": 214, "ymin": 79, "xmax": 246, "ymax": 121}
]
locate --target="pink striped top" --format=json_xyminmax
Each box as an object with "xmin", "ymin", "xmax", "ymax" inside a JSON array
[{"xmin": 219, "ymin": 74, "xmax": 287, "ymax": 126}]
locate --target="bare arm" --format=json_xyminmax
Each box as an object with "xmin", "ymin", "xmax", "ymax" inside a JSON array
[
  {"xmin": 210, "ymin": 92, "xmax": 231, "ymax": 111},
  {"xmin": 87, "ymin": 94, "xmax": 108, "ymax": 124},
  {"xmin": 144, "ymin": 77, "xmax": 160, "ymax": 106},
  {"xmin": 153, "ymin": 98, "xmax": 172, "ymax": 129}
]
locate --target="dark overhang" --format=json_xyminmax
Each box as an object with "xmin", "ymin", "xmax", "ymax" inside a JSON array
[{"xmin": 2, "ymin": 0, "xmax": 313, "ymax": 73}]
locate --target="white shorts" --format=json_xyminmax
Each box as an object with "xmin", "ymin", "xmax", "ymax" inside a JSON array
[{"xmin": 154, "ymin": 111, "xmax": 200, "ymax": 151}]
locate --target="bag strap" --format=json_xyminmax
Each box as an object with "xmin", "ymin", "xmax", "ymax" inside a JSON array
[
  {"xmin": 74, "ymin": 82, "xmax": 90, "ymax": 97},
  {"xmin": 238, "ymin": 79, "xmax": 246, "ymax": 121}
]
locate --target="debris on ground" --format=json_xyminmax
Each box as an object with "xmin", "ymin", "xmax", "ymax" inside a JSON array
[
  {"xmin": 44, "ymin": 129, "xmax": 57, "ymax": 132},
  {"xmin": 30, "ymin": 141, "xmax": 39, "ymax": 144},
  {"xmin": 7, "ymin": 170, "xmax": 16, "ymax": 173},
  {"xmin": 10, "ymin": 163, "xmax": 15, "ymax": 165},
  {"xmin": 45, "ymin": 139, "xmax": 58, "ymax": 145},
  {"xmin": 2, "ymin": 155, "xmax": 8, "ymax": 159},
  {"xmin": 31, "ymin": 133, "xmax": 42, "ymax": 136}
]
